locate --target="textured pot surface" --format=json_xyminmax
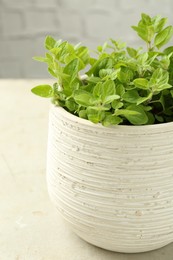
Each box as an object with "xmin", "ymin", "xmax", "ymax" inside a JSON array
[{"xmin": 47, "ymin": 105, "xmax": 173, "ymax": 253}]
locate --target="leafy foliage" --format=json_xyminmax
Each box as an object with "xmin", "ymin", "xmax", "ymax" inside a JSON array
[{"xmin": 32, "ymin": 13, "xmax": 173, "ymax": 126}]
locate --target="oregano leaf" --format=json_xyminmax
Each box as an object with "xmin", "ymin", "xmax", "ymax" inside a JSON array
[
  {"xmin": 31, "ymin": 85, "xmax": 53, "ymax": 98},
  {"xmin": 154, "ymin": 26, "xmax": 173, "ymax": 49}
]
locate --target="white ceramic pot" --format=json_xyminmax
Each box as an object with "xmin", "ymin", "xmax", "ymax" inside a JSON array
[{"xmin": 47, "ymin": 105, "xmax": 173, "ymax": 253}]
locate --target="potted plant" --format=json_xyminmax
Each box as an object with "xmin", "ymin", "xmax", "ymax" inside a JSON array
[{"xmin": 32, "ymin": 13, "xmax": 173, "ymax": 253}]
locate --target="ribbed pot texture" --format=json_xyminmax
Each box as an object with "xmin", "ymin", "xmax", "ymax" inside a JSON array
[{"xmin": 47, "ymin": 105, "xmax": 173, "ymax": 253}]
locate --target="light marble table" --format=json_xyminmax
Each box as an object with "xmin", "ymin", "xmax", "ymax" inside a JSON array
[{"xmin": 1, "ymin": 79, "xmax": 173, "ymax": 260}]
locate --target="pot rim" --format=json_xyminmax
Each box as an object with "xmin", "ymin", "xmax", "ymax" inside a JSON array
[{"xmin": 51, "ymin": 104, "xmax": 173, "ymax": 130}]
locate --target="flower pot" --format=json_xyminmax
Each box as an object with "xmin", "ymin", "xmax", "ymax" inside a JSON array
[{"xmin": 46, "ymin": 105, "xmax": 173, "ymax": 253}]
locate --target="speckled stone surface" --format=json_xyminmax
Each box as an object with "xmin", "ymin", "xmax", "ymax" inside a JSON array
[{"xmin": 1, "ymin": 80, "xmax": 173, "ymax": 259}]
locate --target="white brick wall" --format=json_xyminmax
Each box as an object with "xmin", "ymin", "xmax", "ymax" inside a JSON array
[
  {"xmin": 1, "ymin": 11, "xmax": 24, "ymax": 37},
  {"xmin": 25, "ymin": 10, "xmax": 57, "ymax": 34},
  {"xmin": 0, "ymin": 0, "xmax": 173, "ymax": 78}
]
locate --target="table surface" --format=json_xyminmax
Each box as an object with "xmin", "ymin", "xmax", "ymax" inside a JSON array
[{"xmin": 1, "ymin": 79, "xmax": 173, "ymax": 260}]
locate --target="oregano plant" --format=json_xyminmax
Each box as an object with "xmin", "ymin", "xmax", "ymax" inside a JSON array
[{"xmin": 32, "ymin": 13, "xmax": 173, "ymax": 126}]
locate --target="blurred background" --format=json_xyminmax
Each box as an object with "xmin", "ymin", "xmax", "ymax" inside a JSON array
[{"xmin": 0, "ymin": 0, "xmax": 173, "ymax": 78}]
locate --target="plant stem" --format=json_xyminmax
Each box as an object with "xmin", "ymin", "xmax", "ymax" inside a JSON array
[{"xmin": 147, "ymin": 42, "xmax": 152, "ymax": 51}]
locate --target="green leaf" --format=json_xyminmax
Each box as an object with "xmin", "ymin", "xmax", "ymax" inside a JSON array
[
  {"xmin": 45, "ymin": 36, "xmax": 56, "ymax": 50},
  {"xmin": 89, "ymin": 105, "xmax": 110, "ymax": 111},
  {"xmin": 79, "ymin": 110, "xmax": 87, "ymax": 119},
  {"xmin": 154, "ymin": 17, "xmax": 167, "ymax": 33},
  {"xmin": 114, "ymin": 62, "xmax": 127, "ymax": 69},
  {"xmin": 146, "ymin": 112, "xmax": 155, "ymax": 124},
  {"xmin": 87, "ymin": 57, "xmax": 113, "ymax": 77},
  {"xmin": 93, "ymin": 82, "xmax": 102, "ymax": 98},
  {"xmin": 97, "ymin": 45, "xmax": 103, "ymax": 52},
  {"xmin": 154, "ymin": 26, "xmax": 173, "ymax": 49},
  {"xmin": 101, "ymin": 80, "xmax": 115, "ymax": 102},
  {"xmin": 163, "ymin": 46, "xmax": 173, "ymax": 55},
  {"xmin": 89, "ymin": 57, "xmax": 97, "ymax": 66},
  {"xmin": 54, "ymin": 39, "xmax": 62, "ymax": 47},
  {"xmin": 87, "ymin": 108, "xmax": 105, "ymax": 123},
  {"xmin": 150, "ymin": 68, "xmax": 167, "ymax": 85},
  {"xmin": 50, "ymin": 46, "xmax": 63, "ymax": 56},
  {"xmin": 110, "ymin": 39, "xmax": 126, "ymax": 50},
  {"xmin": 140, "ymin": 105, "xmax": 152, "ymax": 111},
  {"xmin": 132, "ymin": 14, "xmax": 156, "ymax": 44},
  {"xmin": 53, "ymin": 60, "xmax": 63, "ymax": 75},
  {"xmin": 124, "ymin": 105, "xmax": 148, "ymax": 125},
  {"xmin": 70, "ymin": 79, "xmax": 80, "ymax": 92},
  {"xmin": 149, "ymin": 68, "xmax": 170, "ymax": 91},
  {"xmin": 46, "ymin": 53, "xmax": 53, "ymax": 62},
  {"xmin": 127, "ymin": 47, "xmax": 137, "ymax": 58},
  {"xmin": 123, "ymin": 90, "xmax": 140, "ymax": 103},
  {"xmin": 74, "ymin": 42, "xmax": 81, "ymax": 50},
  {"xmin": 132, "ymin": 25, "xmax": 151, "ymax": 43},
  {"xmin": 63, "ymin": 58, "xmax": 79, "ymax": 82},
  {"xmin": 65, "ymin": 98, "xmax": 77, "ymax": 112},
  {"xmin": 104, "ymin": 94, "xmax": 120, "ymax": 104},
  {"xmin": 141, "ymin": 13, "xmax": 151, "ymax": 25},
  {"xmin": 102, "ymin": 114, "xmax": 122, "ymax": 126},
  {"xmin": 117, "ymin": 67, "xmax": 133, "ymax": 83},
  {"xmin": 54, "ymin": 41, "xmax": 75, "ymax": 64},
  {"xmin": 74, "ymin": 90, "xmax": 93, "ymax": 106},
  {"xmin": 93, "ymin": 80, "xmax": 116, "ymax": 103},
  {"xmin": 109, "ymin": 71, "xmax": 119, "ymax": 80},
  {"xmin": 82, "ymin": 83, "xmax": 94, "ymax": 93},
  {"xmin": 31, "ymin": 85, "xmax": 53, "ymax": 98},
  {"xmin": 146, "ymin": 25, "xmax": 155, "ymax": 42},
  {"xmin": 133, "ymin": 78, "xmax": 149, "ymax": 89},
  {"xmin": 160, "ymin": 55, "xmax": 171, "ymax": 69},
  {"xmin": 156, "ymin": 83, "xmax": 172, "ymax": 91},
  {"xmin": 115, "ymin": 109, "xmax": 140, "ymax": 117},
  {"xmin": 147, "ymin": 52, "xmax": 159, "ymax": 65},
  {"xmin": 75, "ymin": 46, "xmax": 90, "ymax": 65},
  {"xmin": 115, "ymin": 84, "xmax": 125, "ymax": 96},
  {"xmin": 87, "ymin": 77, "xmax": 101, "ymax": 84},
  {"xmin": 48, "ymin": 67, "xmax": 57, "ymax": 78},
  {"xmin": 137, "ymin": 52, "xmax": 148, "ymax": 65},
  {"xmin": 155, "ymin": 114, "xmax": 164, "ymax": 122},
  {"xmin": 112, "ymin": 100, "xmax": 123, "ymax": 109},
  {"xmin": 99, "ymin": 69, "xmax": 113, "ymax": 78},
  {"xmin": 33, "ymin": 56, "xmax": 47, "ymax": 62},
  {"xmin": 150, "ymin": 68, "xmax": 163, "ymax": 81},
  {"xmin": 136, "ymin": 93, "xmax": 152, "ymax": 105},
  {"xmin": 158, "ymin": 93, "xmax": 165, "ymax": 110}
]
